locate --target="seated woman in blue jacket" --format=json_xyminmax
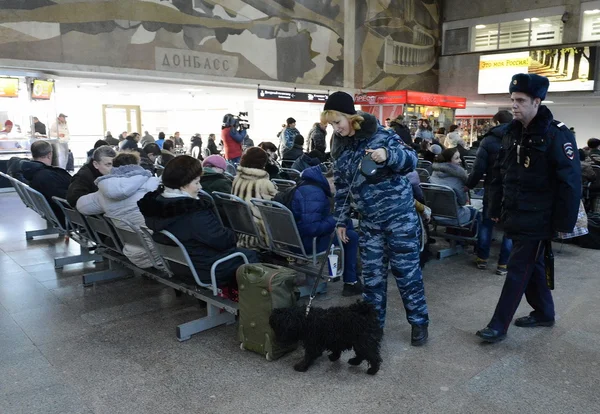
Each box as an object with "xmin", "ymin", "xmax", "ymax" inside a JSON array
[{"xmin": 290, "ymin": 165, "xmax": 362, "ymax": 296}]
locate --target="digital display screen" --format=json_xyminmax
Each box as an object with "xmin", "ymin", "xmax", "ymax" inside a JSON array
[
  {"xmin": 0, "ymin": 78, "xmax": 19, "ymax": 98},
  {"xmin": 478, "ymin": 47, "xmax": 595, "ymax": 94},
  {"xmin": 31, "ymin": 79, "xmax": 54, "ymax": 100}
]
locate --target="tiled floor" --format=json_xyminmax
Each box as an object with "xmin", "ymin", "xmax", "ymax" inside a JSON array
[{"xmin": 0, "ymin": 191, "xmax": 599, "ymax": 414}]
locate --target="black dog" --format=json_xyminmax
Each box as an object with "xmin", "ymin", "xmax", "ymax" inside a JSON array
[{"xmin": 269, "ymin": 301, "xmax": 383, "ymax": 375}]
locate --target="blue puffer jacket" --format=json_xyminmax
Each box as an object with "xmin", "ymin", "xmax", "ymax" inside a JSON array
[
  {"xmin": 290, "ymin": 165, "xmax": 336, "ymax": 250},
  {"xmin": 332, "ymin": 112, "xmax": 418, "ymax": 230}
]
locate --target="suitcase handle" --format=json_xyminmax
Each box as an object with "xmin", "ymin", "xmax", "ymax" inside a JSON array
[{"xmin": 242, "ymin": 264, "xmax": 280, "ymax": 284}]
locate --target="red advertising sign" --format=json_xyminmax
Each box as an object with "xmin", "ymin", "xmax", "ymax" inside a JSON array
[
  {"xmin": 354, "ymin": 90, "xmax": 467, "ymax": 109},
  {"xmin": 354, "ymin": 90, "xmax": 407, "ymax": 105}
]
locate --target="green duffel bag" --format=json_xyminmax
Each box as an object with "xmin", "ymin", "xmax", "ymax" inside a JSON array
[{"xmin": 237, "ymin": 263, "xmax": 298, "ymax": 361}]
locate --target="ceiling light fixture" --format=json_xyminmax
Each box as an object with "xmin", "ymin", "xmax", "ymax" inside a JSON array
[
  {"xmin": 475, "ymin": 24, "xmax": 486, "ymax": 29},
  {"xmin": 472, "ymin": 102, "xmax": 488, "ymax": 105},
  {"xmin": 524, "ymin": 18, "xmax": 539, "ymax": 22},
  {"xmin": 539, "ymin": 23, "xmax": 552, "ymax": 28},
  {"xmin": 584, "ymin": 9, "xmax": 600, "ymax": 15},
  {"xmin": 542, "ymin": 100, "xmax": 554, "ymax": 104}
]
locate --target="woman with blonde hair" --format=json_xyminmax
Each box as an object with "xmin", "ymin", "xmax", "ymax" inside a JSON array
[{"xmin": 322, "ymin": 91, "xmax": 429, "ymax": 346}]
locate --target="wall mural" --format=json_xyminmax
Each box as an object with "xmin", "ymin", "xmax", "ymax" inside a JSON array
[{"xmin": 0, "ymin": 0, "xmax": 440, "ymax": 91}]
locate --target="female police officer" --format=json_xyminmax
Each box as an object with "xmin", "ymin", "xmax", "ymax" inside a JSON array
[{"xmin": 322, "ymin": 92, "xmax": 429, "ymax": 346}]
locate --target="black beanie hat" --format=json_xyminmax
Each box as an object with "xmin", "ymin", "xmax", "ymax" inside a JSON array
[
  {"xmin": 241, "ymin": 147, "xmax": 268, "ymax": 169},
  {"xmin": 323, "ymin": 91, "xmax": 357, "ymax": 115},
  {"xmin": 509, "ymin": 73, "xmax": 549, "ymax": 100},
  {"xmin": 294, "ymin": 134, "xmax": 304, "ymax": 146}
]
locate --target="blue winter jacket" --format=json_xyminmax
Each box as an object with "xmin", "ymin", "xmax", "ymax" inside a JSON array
[
  {"xmin": 290, "ymin": 165, "xmax": 336, "ymax": 251},
  {"xmin": 332, "ymin": 112, "xmax": 418, "ymax": 231}
]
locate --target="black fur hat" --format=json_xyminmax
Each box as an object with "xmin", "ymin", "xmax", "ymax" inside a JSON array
[{"xmin": 509, "ymin": 73, "xmax": 549, "ymax": 100}]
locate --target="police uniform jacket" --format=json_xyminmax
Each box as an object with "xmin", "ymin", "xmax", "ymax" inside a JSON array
[
  {"xmin": 488, "ymin": 105, "xmax": 581, "ymax": 240},
  {"xmin": 332, "ymin": 112, "xmax": 417, "ymax": 230}
]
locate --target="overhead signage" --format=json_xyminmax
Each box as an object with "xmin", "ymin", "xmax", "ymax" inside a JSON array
[
  {"xmin": 0, "ymin": 77, "xmax": 19, "ymax": 98},
  {"xmin": 355, "ymin": 90, "xmax": 408, "ymax": 105},
  {"xmin": 478, "ymin": 47, "xmax": 596, "ymax": 94},
  {"xmin": 257, "ymin": 88, "xmax": 329, "ymax": 103},
  {"xmin": 31, "ymin": 79, "xmax": 54, "ymax": 100},
  {"xmin": 406, "ymin": 91, "xmax": 467, "ymax": 108},
  {"xmin": 155, "ymin": 47, "xmax": 239, "ymax": 77},
  {"xmin": 354, "ymin": 90, "xmax": 467, "ymax": 109}
]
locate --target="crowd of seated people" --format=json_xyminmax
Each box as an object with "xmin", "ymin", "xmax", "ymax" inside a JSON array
[{"xmin": 17, "ymin": 111, "xmax": 598, "ymax": 302}]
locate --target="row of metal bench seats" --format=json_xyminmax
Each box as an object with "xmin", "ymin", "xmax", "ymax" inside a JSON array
[{"xmin": 0, "ymin": 171, "xmax": 341, "ymax": 340}]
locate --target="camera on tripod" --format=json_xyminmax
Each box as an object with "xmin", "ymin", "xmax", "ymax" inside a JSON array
[{"xmin": 223, "ymin": 112, "xmax": 250, "ymax": 130}]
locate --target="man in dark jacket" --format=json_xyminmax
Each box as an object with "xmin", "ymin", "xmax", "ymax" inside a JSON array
[
  {"xmin": 120, "ymin": 133, "xmax": 141, "ymax": 150},
  {"xmin": 466, "ymin": 110, "xmax": 514, "ymax": 275},
  {"xmin": 104, "ymin": 131, "xmax": 119, "ymax": 146},
  {"xmin": 67, "ymin": 145, "xmax": 116, "ymax": 206},
  {"xmin": 140, "ymin": 143, "xmax": 161, "ymax": 174},
  {"xmin": 21, "ymin": 140, "xmax": 71, "ymax": 224},
  {"xmin": 282, "ymin": 134, "xmax": 305, "ymax": 167},
  {"xmin": 33, "ymin": 117, "xmax": 46, "ymax": 135},
  {"xmin": 389, "ymin": 116, "xmax": 413, "ymax": 146},
  {"xmin": 207, "ymin": 133, "xmax": 220, "ymax": 155},
  {"xmin": 476, "ymin": 74, "xmax": 582, "ymax": 344}
]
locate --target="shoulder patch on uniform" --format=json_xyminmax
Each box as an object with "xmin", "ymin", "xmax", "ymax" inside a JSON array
[
  {"xmin": 563, "ymin": 142, "xmax": 575, "ymax": 160},
  {"xmin": 556, "ymin": 122, "xmax": 565, "ymax": 128}
]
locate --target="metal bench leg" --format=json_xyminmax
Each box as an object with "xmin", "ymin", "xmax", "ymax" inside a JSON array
[
  {"xmin": 55, "ymin": 244, "xmax": 102, "ymax": 268},
  {"xmin": 176, "ymin": 304, "xmax": 236, "ymax": 342},
  {"xmin": 436, "ymin": 242, "xmax": 464, "ymax": 259},
  {"xmin": 297, "ymin": 277, "xmax": 328, "ymax": 298},
  {"xmin": 26, "ymin": 227, "xmax": 61, "ymax": 240},
  {"xmin": 82, "ymin": 261, "xmax": 132, "ymax": 287}
]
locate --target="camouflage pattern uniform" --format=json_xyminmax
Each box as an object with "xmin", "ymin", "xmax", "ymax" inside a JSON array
[{"xmin": 332, "ymin": 112, "xmax": 429, "ymax": 329}]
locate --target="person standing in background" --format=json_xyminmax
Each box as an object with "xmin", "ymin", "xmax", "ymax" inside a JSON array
[
  {"xmin": 207, "ymin": 133, "xmax": 220, "ymax": 155},
  {"xmin": 221, "ymin": 115, "xmax": 247, "ymax": 164},
  {"xmin": 279, "ymin": 117, "xmax": 300, "ymax": 154},
  {"xmin": 33, "ymin": 117, "xmax": 46, "ymax": 136},
  {"xmin": 307, "ymin": 120, "xmax": 328, "ymax": 157},
  {"xmin": 50, "ymin": 113, "xmax": 70, "ymax": 143}
]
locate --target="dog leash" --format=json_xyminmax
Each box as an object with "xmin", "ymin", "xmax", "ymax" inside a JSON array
[{"xmin": 305, "ymin": 152, "xmax": 364, "ymax": 316}]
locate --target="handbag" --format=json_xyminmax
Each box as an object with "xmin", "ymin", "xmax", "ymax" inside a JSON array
[{"xmin": 557, "ymin": 200, "xmax": 588, "ymax": 239}]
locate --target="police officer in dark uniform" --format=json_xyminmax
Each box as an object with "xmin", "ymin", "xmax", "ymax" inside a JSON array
[{"xmin": 476, "ymin": 73, "xmax": 582, "ymax": 343}]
